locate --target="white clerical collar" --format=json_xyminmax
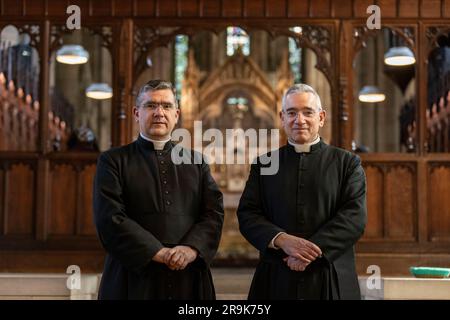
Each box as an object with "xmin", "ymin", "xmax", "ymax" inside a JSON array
[
  {"xmin": 288, "ymin": 136, "xmax": 321, "ymax": 153},
  {"xmin": 140, "ymin": 133, "xmax": 170, "ymax": 150}
]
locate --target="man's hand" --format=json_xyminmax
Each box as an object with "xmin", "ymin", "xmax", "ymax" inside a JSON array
[
  {"xmin": 274, "ymin": 233, "xmax": 322, "ymax": 263},
  {"xmin": 283, "ymin": 256, "xmax": 309, "ymax": 271},
  {"xmin": 164, "ymin": 245, "xmax": 198, "ymax": 271},
  {"xmin": 152, "ymin": 247, "xmax": 171, "ymax": 264}
]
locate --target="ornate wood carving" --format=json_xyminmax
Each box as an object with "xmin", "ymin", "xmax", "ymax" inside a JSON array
[
  {"xmin": 362, "ymin": 164, "xmax": 384, "ymax": 239},
  {"xmin": 353, "ymin": 26, "xmax": 415, "ymax": 56},
  {"xmin": 49, "ymin": 25, "xmax": 114, "ymax": 59},
  {"xmin": 132, "ymin": 24, "xmax": 334, "ymax": 89},
  {"xmin": 361, "ymin": 161, "xmax": 417, "ymax": 241},
  {"xmin": 17, "ymin": 24, "xmax": 41, "ymax": 48},
  {"xmin": 3, "ymin": 163, "xmax": 35, "ymax": 236},
  {"xmin": 426, "ymin": 26, "xmax": 450, "ymax": 52},
  {"xmin": 49, "ymin": 164, "xmax": 77, "ymax": 236},
  {"xmin": 427, "ymin": 163, "xmax": 450, "ymax": 242}
]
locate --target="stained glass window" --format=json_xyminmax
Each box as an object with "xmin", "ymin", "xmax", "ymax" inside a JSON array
[
  {"xmin": 289, "ymin": 27, "xmax": 302, "ymax": 83},
  {"xmin": 227, "ymin": 27, "xmax": 250, "ymax": 56},
  {"xmin": 174, "ymin": 35, "xmax": 189, "ymax": 100}
]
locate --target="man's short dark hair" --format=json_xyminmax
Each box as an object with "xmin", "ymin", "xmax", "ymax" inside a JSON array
[{"xmin": 135, "ymin": 79, "xmax": 178, "ymax": 107}]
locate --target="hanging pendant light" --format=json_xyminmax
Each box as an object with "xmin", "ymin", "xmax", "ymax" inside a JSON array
[
  {"xmin": 358, "ymin": 86, "xmax": 386, "ymax": 103},
  {"xmin": 86, "ymin": 83, "xmax": 113, "ymax": 100},
  {"xmin": 384, "ymin": 46, "xmax": 416, "ymax": 66},
  {"xmin": 56, "ymin": 45, "xmax": 89, "ymax": 64}
]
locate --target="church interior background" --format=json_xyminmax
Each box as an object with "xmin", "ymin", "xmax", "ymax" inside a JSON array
[{"xmin": 1, "ymin": 0, "xmax": 450, "ymax": 299}]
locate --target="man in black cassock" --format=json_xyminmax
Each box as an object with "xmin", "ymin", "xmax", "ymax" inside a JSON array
[
  {"xmin": 93, "ymin": 80, "xmax": 224, "ymax": 299},
  {"xmin": 237, "ymin": 84, "xmax": 367, "ymax": 300}
]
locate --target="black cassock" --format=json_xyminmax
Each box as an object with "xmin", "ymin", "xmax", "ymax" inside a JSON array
[
  {"xmin": 237, "ymin": 139, "xmax": 367, "ymax": 300},
  {"xmin": 93, "ymin": 135, "xmax": 224, "ymax": 300}
]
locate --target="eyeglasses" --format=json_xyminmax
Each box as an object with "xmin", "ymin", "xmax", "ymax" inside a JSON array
[
  {"xmin": 283, "ymin": 108, "xmax": 320, "ymax": 119},
  {"xmin": 141, "ymin": 102, "xmax": 176, "ymax": 111}
]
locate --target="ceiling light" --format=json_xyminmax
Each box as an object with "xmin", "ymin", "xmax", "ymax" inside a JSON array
[
  {"xmin": 358, "ymin": 86, "xmax": 386, "ymax": 103},
  {"xmin": 86, "ymin": 83, "xmax": 113, "ymax": 100},
  {"xmin": 384, "ymin": 46, "xmax": 416, "ymax": 66},
  {"xmin": 56, "ymin": 45, "xmax": 89, "ymax": 65}
]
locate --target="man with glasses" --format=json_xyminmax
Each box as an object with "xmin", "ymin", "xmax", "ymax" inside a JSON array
[
  {"xmin": 93, "ymin": 80, "xmax": 224, "ymax": 299},
  {"xmin": 237, "ymin": 84, "xmax": 367, "ymax": 300}
]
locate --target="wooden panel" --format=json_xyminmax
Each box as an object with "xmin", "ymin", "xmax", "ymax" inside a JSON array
[
  {"xmin": 24, "ymin": 0, "xmax": 45, "ymax": 15},
  {"xmin": 222, "ymin": 0, "xmax": 242, "ymax": 17},
  {"xmin": 420, "ymin": 0, "xmax": 441, "ymax": 17},
  {"xmin": 287, "ymin": 0, "xmax": 308, "ymax": 17},
  {"xmin": 266, "ymin": 0, "xmax": 286, "ymax": 17},
  {"xmin": 310, "ymin": 0, "xmax": 330, "ymax": 17},
  {"xmin": 74, "ymin": 0, "xmax": 90, "ymax": 16},
  {"xmin": 113, "ymin": 0, "xmax": 133, "ymax": 16},
  {"xmin": 157, "ymin": 0, "xmax": 177, "ymax": 16},
  {"xmin": 135, "ymin": 0, "xmax": 155, "ymax": 16},
  {"xmin": 5, "ymin": 164, "xmax": 34, "ymax": 235},
  {"xmin": 331, "ymin": 0, "xmax": 352, "ymax": 17},
  {"xmin": 49, "ymin": 165, "xmax": 76, "ymax": 236},
  {"xmin": 91, "ymin": 0, "xmax": 112, "ymax": 16},
  {"xmin": 385, "ymin": 166, "xmax": 415, "ymax": 239},
  {"xmin": 3, "ymin": 0, "xmax": 23, "ymax": 15},
  {"xmin": 179, "ymin": 0, "xmax": 198, "ymax": 17},
  {"xmin": 202, "ymin": 0, "xmax": 220, "ymax": 17},
  {"xmin": 399, "ymin": 0, "xmax": 419, "ymax": 17},
  {"xmin": 46, "ymin": 0, "xmax": 69, "ymax": 16},
  {"xmin": 0, "ymin": 168, "xmax": 4, "ymax": 235},
  {"xmin": 0, "ymin": 250, "xmax": 105, "ymax": 273},
  {"xmin": 377, "ymin": 0, "xmax": 397, "ymax": 17},
  {"xmin": 362, "ymin": 165, "xmax": 384, "ymax": 239},
  {"xmin": 353, "ymin": 0, "xmax": 373, "ymax": 17},
  {"xmin": 244, "ymin": 0, "xmax": 264, "ymax": 17},
  {"xmin": 428, "ymin": 165, "xmax": 450, "ymax": 241},
  {"xmin": 444, "ymin": 0, "xmax": 450, "ymax": 17},
  {"xmin": 77, "ymin": 165, "xmax": 96, "ymax": 236}
]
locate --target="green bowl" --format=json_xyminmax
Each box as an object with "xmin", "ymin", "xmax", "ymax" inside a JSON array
[{"xmin": 409, "ymin": 267, "xmax": 450, "ymax": 278}]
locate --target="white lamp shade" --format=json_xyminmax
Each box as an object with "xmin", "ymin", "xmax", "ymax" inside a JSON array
[
  {"xmin": 56, "ymin": 45, "xmax": 89, "ymax": 64},
  {"xmin": 358, "ymin": 86, "xmax": 386, "ymax": 103},
  {"xmin": 384, "ymin": 46, "xmax": 416, "ymax": 66},
  {"xmin": 86, "ymin": 83, "xmax": 113, "ymax": 100}
]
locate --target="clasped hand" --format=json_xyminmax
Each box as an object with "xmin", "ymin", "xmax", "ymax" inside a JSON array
[
  {"xmin": 275, "ymin": 233, "xmax": 322, "ymax": 272},
  {"xmin": 153, "ymin": 245, "xmax": 198, "ymax": 270}
]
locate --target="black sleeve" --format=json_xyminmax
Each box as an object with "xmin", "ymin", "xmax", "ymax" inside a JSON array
[
  {"xmin": 93, "ymin": 152, "xmax": 164, "ymax": 274},
  {"xmin": 179, "ymin": 162, "xmax": 224, "ymax": 264},
  {"xmin": 237, "ymin": 163, "xmax": 285, "ymax": 252},
  {"xmin": 309, "ymin": 155, "xmax": 367, "ymax": 262}
]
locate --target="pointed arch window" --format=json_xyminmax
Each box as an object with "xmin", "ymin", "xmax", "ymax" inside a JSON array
[{"xmin": 227, "ymin": 27, "xmax": 250, "ymax": 56}]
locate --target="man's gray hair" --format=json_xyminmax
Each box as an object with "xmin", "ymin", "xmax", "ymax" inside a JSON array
[
  {"xmin": 135, "ymin": 79, "xmax": 178, "ymax": 108},
  {"xmin": 281, "ymin": 83, "xmax": 323, "ymax": 111}
]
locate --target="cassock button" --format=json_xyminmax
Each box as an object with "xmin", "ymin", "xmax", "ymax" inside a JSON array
[
  {"xmin": 166, "ymin": 200, "xmax": 171, "ymax": 205},
  {"xmin": 163, "ymin": 180, "xmax": 167, "ymax": 184},
  {"xmin": 162, "ymin": 170, "xmax": 166, "ymax": 174},
  {"xmin": 160, "ymin": 160, "xmax": 165, "ymax": 164},
  {"xmin": 158, "ymin": 152, "xmax": 163, "ymax": 156},
  {"xmin": 165, "ymin": 190, "xmax": 169, "ymax": 194}
]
